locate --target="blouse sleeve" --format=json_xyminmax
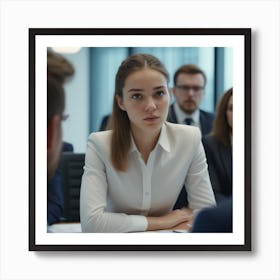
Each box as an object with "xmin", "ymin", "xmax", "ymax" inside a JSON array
[
  {"xmin": 79, "ymin": 133, "xmax": 148, "ymax": 233},
  {"xmin": 185, "ymin": 129, "xmax": 216, "ymax": 211}
]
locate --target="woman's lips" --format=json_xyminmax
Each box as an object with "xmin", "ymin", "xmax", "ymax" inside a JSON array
[{"xmin": 144, "ymin": 116, "xmax": 160, "ymax": 122}]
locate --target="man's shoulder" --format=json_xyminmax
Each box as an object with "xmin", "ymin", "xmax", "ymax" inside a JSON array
[
  {"xmin": 167, "ymin": 103, "xmax": 177, "ymax": 123},
  {"xmin": 200, "ymin": 109, "xmax": 215, "ymax": 119}
]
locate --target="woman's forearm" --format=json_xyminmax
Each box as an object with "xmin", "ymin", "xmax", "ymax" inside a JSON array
[{"xmin": 146, "ymin": 209, "xmax": 193, "ymax": 231}]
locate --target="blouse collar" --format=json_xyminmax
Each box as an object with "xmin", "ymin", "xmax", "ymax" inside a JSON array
[{"xmin": 129, "ymin": 122, "xmax": 171, "ymax": 153}]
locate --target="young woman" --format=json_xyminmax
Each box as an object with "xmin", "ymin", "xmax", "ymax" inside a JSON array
[
  {"xmin": 80, "ymin": 53, "xmax": 216, "ymax": 233},
  {"xmin": 202, "ymin": 88, "xmax": 233, "ymax": 203}
]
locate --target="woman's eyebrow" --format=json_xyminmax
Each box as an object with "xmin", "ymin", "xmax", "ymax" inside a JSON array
[
  {"xmin": 128, "ymin": 85, "xmax": 165, "ymax": 92},
  {"xmin": 153, "ymin": 85, "xmax": 165, "ymax": 90},
  {"xmin": 127, "ymin": 88, "xmax": 143, "ymax": 92}
]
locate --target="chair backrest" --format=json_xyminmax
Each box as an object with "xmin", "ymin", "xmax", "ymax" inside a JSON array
[{"xmin": 60, "ymin": 152, "xmax": 85, "ymax": 222}]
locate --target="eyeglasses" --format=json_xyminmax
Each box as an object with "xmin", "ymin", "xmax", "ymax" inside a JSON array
[
  {"xmin": 175, "ymin": 85, "xmax": 204, "ymax": 94},
  {"xmin": 60, "ymin": 114, "xmax": 69, "ymax": 121}
]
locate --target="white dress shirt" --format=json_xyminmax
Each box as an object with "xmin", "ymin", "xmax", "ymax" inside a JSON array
[
  {"xmin": 80, "ymin": 122, "xmax": 216, "ymax": 233},
  {"xmin": 174, "ymin": 102, "xmax": 200, "ymax": 128}
]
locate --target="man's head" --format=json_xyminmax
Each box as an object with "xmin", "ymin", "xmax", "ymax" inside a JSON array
[
  {"xmin": 47, "ymin": 50, "xmax": 74, "ymax": 180},
  {"xmin": 172, "ymin": 64, "xmax": 206, "ymax": 115}
]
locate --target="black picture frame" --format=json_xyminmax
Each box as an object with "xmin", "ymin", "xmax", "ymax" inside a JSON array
[{"xmin": 29, "ymin": 28, "xmax": 251, "ymax": 251}]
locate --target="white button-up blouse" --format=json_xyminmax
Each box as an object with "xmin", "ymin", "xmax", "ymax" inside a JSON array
[{"xmin": 80, "ymin": 122, "xmax": 216, "ymax": 232}]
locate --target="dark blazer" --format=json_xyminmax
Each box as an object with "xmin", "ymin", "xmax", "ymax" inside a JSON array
[
  {"xmin": 47, "ymin": 142, "xmax": 74, "ymax": 225},
  {"xmin": 168, "ymin": 103, "xmax": 215, "ymax": 209},
  {"xmin": 99, "ymin": 114, "xmax": 110, "ymax": 131},
  {"xmin": 202, "ymin": 135, "xmax": 232, "ymax": 203},
  {"xmin": 167, "ymin": 103, "xmax": 215, "ymax": 136},
  {"xmin": 191, "ymin": 197, "xmax": 232, "ymax": 233}
]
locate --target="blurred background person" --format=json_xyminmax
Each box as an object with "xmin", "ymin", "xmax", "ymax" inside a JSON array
[
  {"xmin": 47, "ymin": 50, "xmax": 75, "ymax": 225},
  {"xmin": 167, "ymin": 64, "xmax": 214, "ymax": 135},
  {"xmin": 168, "ymin": 64, "xmax": 215, "ymax": 209},
  {"xmin": 202, "ymin": 87, "xmax": 233, "ymax": 203}
]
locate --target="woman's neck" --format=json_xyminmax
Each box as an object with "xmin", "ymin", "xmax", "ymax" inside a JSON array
[{"xmin": 131, "ymin": 127, "xmax": 161, "ymax": 163}]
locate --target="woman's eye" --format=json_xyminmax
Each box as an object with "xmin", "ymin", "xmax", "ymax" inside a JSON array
[
  {"xmin": 131, "ymin": 94, "xmax": 142, "ymax": 100},
  {"xmin": 155, "ymin": 91, "xmax": 165, "ymax": 97}
]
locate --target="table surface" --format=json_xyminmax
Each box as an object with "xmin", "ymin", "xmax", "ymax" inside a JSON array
[
  {"xmin": 47, "ymin": 222, "xmax": 82, "ymax": 233},
  {"xmin": 47, "ymin": 223, "xmax": 190, "ymax": 233}
]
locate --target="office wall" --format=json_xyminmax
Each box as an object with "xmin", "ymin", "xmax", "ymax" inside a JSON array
[
  {"xmin": 89, "ymin": 47, "xmax": 128, "ymax": 133},
  {"xmin": 61, "ymin": 48, "xmax": 90, "ymax": 153}
]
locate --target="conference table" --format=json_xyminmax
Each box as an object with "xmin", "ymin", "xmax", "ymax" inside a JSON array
[
  {"xmin": 47, "ymin": 222, "xmax": 190, "ymax": 233},
  {"xmin": 48, "ymin": 222, "xmax": 82, "ymax": 233}
]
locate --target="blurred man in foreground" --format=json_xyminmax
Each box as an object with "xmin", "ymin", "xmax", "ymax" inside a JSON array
[{"xmin": 47, "ymin": 50, "xmax": 74, "ymax": 224}]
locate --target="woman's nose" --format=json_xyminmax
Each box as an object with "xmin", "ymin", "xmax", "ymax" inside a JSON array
[{"xmin": 145, "ymin": 98, "xmax": 156, "ymax": 112}]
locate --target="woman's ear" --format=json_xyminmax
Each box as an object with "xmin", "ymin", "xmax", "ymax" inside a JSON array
[
  {"xmin": 116, "ymin": 95, "xmax": 126, "ymax": 111},
  {"xmin": 47, "ymin": 115, "xmax": 61, "ymax": 150}
]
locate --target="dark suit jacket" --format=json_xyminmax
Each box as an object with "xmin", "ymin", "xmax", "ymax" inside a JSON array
[
  {"xmin": 202, "ymin": 135, "xmax": 232, "ymax": 203},
  {"xmin": 191, "ymin": 197, "xmax": 232, "ymax": 233},
  {"xmin": 168, "ymin": 103, "xmax": 215, "ymax": 209},
  {"xmin": 99, "ymin": 114, "xmax": 110, "ymax": 131},
  {"xmin": 167, "ymin": 103, "xmax": 215, "ymax": 136},
  {"xmin": 47, "ymin": 142, "xmax": 74, "ymax": 225}
]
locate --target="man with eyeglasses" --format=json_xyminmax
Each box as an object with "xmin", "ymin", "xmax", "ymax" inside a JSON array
[
  {"xmin": 168, "ymin": 64, "xmax": 215, "ymax": 210},
  {"xmin": 47, "ymin": 50, "xmax": 75, "ymax": 226},
  {"xmin": 167, "ymin": 64, "xmax": 214, "ymax": 135}
]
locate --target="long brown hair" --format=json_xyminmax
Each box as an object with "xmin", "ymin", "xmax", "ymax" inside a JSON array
[
  {"xmin": 211, "ymin": 87, "xmax": 233, "ymax": 146},
  {"xmin": 110, "ymin": 53, "xmax": 169, "ymax": 171}
]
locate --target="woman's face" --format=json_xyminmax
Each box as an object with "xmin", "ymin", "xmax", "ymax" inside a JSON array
[
  {"xmin": 226, "ymin": 95, "xmax": 233, "ymax": 129},
  {"xmin": 117, "ymin": 68, "xmax": 170, "ymax": 135}
]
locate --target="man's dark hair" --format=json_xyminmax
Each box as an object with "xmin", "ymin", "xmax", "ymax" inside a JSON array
[
  {"xmin": 47, "ymin": 50, "xmax": 74, "ymax": 123},
  {"xmin": 173, "ymin": 64, "xmax": 207, "ymax": 87}
]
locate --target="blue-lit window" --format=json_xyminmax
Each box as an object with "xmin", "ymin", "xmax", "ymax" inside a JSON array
[{"xmin": 60, "ymin": 47, "xmax": 233, "ymax": 142}]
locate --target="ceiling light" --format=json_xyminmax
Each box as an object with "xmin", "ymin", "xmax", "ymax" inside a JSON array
[{"xmin": 51, "ymin": 47, "xmax": 81, "ymax": 54}]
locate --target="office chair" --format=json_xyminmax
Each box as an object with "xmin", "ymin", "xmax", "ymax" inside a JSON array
[{"xmin": 60, "ymin": 152, "xmax": 85, "ymax": 222}]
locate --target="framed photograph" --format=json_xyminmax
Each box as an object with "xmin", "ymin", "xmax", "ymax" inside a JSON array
[{"xmin": 29, "ymin": 28, "xmax": 251, "ymax": 251}]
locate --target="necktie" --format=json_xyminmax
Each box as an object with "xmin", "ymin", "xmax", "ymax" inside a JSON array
[{"xmin": 184, "ymin": 118, "xmax": 194, "ymax": 126}]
